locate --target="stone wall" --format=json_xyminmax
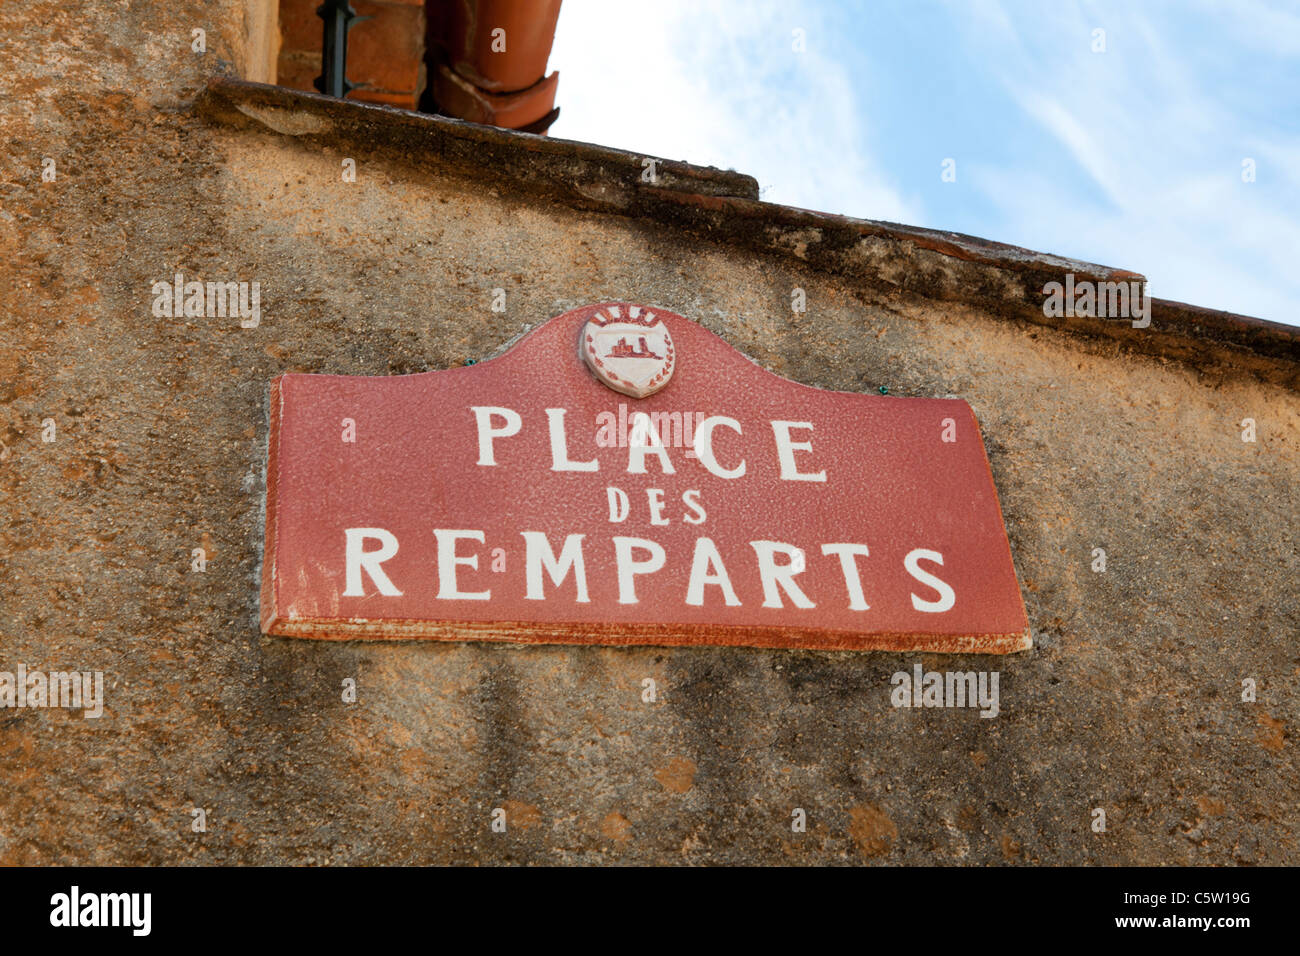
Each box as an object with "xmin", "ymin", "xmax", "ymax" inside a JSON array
[{"xmin": 0, "ymin": 1, "xmax": 1295, "ymax": 864}]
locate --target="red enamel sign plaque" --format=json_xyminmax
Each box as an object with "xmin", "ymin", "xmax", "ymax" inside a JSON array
[{"xmin": 261, "ymin": 303, "xmax": 1030, "ymax": 653}]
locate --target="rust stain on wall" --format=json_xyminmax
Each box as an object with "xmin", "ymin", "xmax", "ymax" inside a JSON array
[
  {"xmin": 599, "ymin": 813, "xmax": 632, "ymax": 842},
  {"xmin": 1256, "ymin": 713, "xmax": 1286, "ymax": 752},
  {"xmin": 654, "ymin": 758, "xmax": 697, "ymax": 794},
  {"xmin": 849, "ymin": 804, "xmax": 898, "ymax": 858}
]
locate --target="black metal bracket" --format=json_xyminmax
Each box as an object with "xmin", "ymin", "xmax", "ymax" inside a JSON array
[{"xmin": 313, "ymin": 0, "xmax": 363, "ymax": 98}]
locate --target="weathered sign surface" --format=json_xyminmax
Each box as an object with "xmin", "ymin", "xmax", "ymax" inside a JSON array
[{"xmin": 261, "ymin": 303, "xmax": 1030, "ymax": 652}]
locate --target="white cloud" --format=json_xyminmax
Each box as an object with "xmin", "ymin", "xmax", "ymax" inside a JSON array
[
  {"xmin": 549, "ymin": 0, "xmax": 917, "ymax": 222},
  {"xmin": 948, "ymin": 0, "xmax": 1300, "ymax": 321}
]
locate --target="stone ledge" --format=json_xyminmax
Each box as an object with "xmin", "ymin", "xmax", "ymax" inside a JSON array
[
  {"xmin": 195, "ymin": 76, "xmax": 1300, "ymax": 390},
  {"xmin": 196, "ymin": 76, "xmax": 759, "ymax": 201}
]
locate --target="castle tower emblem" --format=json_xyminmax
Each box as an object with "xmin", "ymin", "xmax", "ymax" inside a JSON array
[{"xmin": 579, "ymin": 304, "xmax": 676, "ymax": 398}]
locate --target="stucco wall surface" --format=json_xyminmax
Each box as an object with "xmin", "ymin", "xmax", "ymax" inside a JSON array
[{"xmin": 1, "ymin": 1, "xmax": 1295, "ymax": 865}]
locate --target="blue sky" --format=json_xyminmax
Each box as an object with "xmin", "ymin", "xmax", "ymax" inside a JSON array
[{"xmin": 550, "ymin": 0, "xmax": 1300, "ymax": 325}]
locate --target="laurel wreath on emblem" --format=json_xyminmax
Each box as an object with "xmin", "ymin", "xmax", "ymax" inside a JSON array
[{"xmin": 581, "ymin": 305, "xmax": 675, "ymax": 396}]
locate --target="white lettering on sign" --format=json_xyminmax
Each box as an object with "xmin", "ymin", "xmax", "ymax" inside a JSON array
[
  {"xmin": 472, "ymin": 406, "xmax": 522, "ymax": 466},
  {"xmin": 434, "ymin": 529, "xmax": 491, "ymax": 600},
  {"xmin": 770, "ymin": 421, "xmax": 827, "ymax": 482},
  {"xmin": 547, "ymin": 408, "xmax": 598, "ymax": 472},
  {"xmin": 343, "ymin": 528, "xmax": 403, "ymax": 596},
  {"xmin": 343, "ymin": 527, "xmax": 956, "ymax": 615},
  {"xmin": 471, "ymin": 407, "xmax": 824, "ymax": 481},
  {"xmin": 337, "ymin": 406, "xmax": 963, "ymax": 617},
  {"xmin": 821, "ymin": 543, "xmax": 872, "ymax": 611},
  {"xmin": 694, "ymin": 415, "xmax": 746, "ymax": 479},
  {"xmin": 686, "ymin": 537, "xmax": 741, "ymax": 607},
  {"xmin": 751, "ymin": 540, "xmax": 815, "ymax": 609},
  {"xmin": 905, "ymin": 548, "xmax": 956, "ymax": 612},
  {"xmin": 613, "ymin": 536, "xmax": 668, "ymax": 604},
  {"xmin": 522, "ymin": 531, "xmax": 590, "ymax": 602}
]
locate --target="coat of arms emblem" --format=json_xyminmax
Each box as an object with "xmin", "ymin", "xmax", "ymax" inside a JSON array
[{"xmin": 579, "ymin": 304, "xmax": 676, "ymax": 398}]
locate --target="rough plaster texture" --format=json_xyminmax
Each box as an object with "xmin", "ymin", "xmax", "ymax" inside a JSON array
[{"xmin": 1, "ymin": 1, "xmax": 1296, "ymax": 865}]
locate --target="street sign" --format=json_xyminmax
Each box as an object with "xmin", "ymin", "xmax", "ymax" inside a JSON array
[{"xmin": 261, "ymin": 302, "xmax": 1030, "ymax": 652}]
